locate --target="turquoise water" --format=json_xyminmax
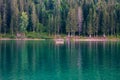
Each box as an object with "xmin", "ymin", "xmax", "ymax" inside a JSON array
[{"xmin": 0, "ymin": 40, "xmax": 120, "ymax": 80}]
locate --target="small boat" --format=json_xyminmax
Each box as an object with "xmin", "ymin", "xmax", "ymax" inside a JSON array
[{"xmin": 55, "ymin": 39, "xmax": 64, "ymax": 44}]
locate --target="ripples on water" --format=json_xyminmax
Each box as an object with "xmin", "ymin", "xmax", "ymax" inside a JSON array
[{"xmin": 0, "ymin": 40, "xmax": 120, "ymax": 80}]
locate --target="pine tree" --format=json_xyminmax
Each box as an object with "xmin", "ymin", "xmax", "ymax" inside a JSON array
[
  {"xmin": 0, "ymin": 14, "xmax": 1, "ymax": 34},
  {"xmin": 0, "ymin": 0, "xmax": 120, "ymax": 37},
  {"xmin": 3, "ymin": 0, "xmax": 7, "ymax": 34},
  {"xmin": 78, "ymin": 6, "xmax": 83, "ymax": 36},
  {"xmin": 10, "ymin": 0, "xmax": 19, "ymax": 34},
  {"xmin": 19, "ymin": 12, "xmax": 28, "ymax": 33},
  {"xmin": 87, "ymin": 8, "xmax": 93, "ymax": 37},
  {"xmin": 31, "ymin": 2, "xmax": 38, "ymax": 32}
]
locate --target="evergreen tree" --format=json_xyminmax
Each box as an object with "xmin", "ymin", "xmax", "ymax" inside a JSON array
[
  {"xmin": 19, "ymin": 12, "xmax": 28, "ymax": 33},
  {"xmin": 0, "ymin": 14, "xmax": 1, "ymax": 34},
  {"xmin": 0, "ymin": 0, "xmax": 120, "ymax": 37}
]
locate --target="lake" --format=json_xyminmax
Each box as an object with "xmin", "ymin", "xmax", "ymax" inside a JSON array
[{"xmin": 0, "ymin": 40, "xmax": 120, "ymax": 80}]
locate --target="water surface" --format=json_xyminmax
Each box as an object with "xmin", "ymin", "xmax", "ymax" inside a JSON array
[{"xmin": 0, "ymin": 40, "xmax": 120, "ymax": 80}]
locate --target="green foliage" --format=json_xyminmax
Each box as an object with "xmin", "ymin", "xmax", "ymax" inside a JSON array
[
  {"xmin": 66, "ymin": 8, "xmax": 78, "ymax": 35},
  {"xmin": 26, "ymin": 32, "xmax": 53, "ymax": 39},
  {"xmin": 87, "ymin": 8, "xmax": 93, "ymax": 36},
  {"xmin": 0, "ymin": 15, "xmax": 1, "ymax": 33},
  {"xmin": 0, "ymin": 0, "xmax": 120, "ymax": 37},
  {"xmin": 1, "ymin": 34, "xmax": 16, "ymax": 39},
  {"xmin": 26, "ymin": 32, "xmax": 40, "ymax": 39},
  {"xmin": 36, "ymin": 22, "xmax": 45, "ymax": 33},
  {"xmin": 19, "ymin": 12, "xmax": 28, "ymax": 33}
]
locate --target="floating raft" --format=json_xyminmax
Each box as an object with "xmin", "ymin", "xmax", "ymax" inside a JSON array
[{"xmin": 55, "ymin": 39, "xmax": 64, "ymax": 44}]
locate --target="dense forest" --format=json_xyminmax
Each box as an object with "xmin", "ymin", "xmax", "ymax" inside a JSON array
[{"xmin": 0, "ymin": 0, "xmax": 120, "ymax": 37}]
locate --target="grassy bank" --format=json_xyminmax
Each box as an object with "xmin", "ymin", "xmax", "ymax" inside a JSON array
[
  {"xmin": 0, "ymin": 32, "xmax": 53, "ymax": 39},
  {"xmin": 0, "ymin": 33, "xmax": 120, "ymax": 40}
]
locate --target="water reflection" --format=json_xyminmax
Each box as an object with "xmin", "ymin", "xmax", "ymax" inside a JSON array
[{"xmin": 0, "ymin": 41, "xmax": 120, "ymax": 80}]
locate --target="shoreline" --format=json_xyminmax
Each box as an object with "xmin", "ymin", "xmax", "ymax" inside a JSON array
[
  {"xmin": 73, "ymin": 38, "xmax": 120, "ymax": 42},
  {"xmin": 0, "ymin": 38, "xmax": 45, "ymax": 41},
  {"xmin": 0, "ymin": 38, "xmax": 120, "ymax": 41}
]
